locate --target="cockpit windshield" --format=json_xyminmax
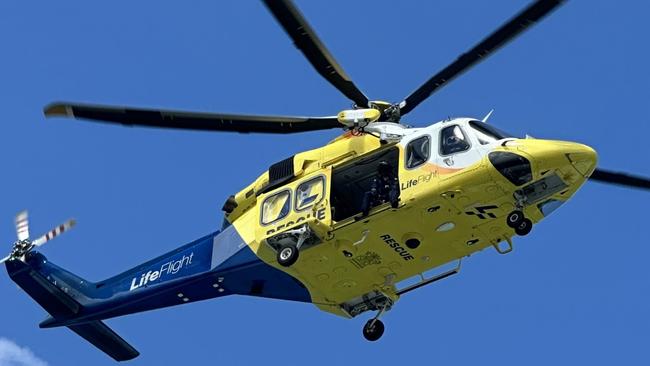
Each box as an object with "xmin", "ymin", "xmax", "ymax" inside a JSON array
[{"xmin": 468, "ymin": 120, "xmax": 515, "ymax": 145}]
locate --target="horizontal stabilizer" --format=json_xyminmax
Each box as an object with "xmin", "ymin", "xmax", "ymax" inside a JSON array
[
  {"xmin": 68, "ymin": 321, "xmax": 139, "ymax": 362},
  {"xmin": 6, "ymin": 258, "xmax": 139, "ymax": 361}
]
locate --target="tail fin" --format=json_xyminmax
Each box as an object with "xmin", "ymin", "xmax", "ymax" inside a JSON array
[{"xmin": 5, "ymin": 255, "xmax": 139, "ymax": 361}]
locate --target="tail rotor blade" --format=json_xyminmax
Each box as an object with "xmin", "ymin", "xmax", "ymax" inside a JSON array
[
  {"xmin": 33, "ymin": 219, "xmax": 77, "ymax": 247},
  {"xmin": 0, "ymin": 255, "xmax": 10, "ymax": 264},
  {"xmin": 15, "ymin": 210, "xmax": 30, "ymax": 241}
]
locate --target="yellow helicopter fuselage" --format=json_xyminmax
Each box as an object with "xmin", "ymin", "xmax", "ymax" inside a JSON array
[{"xmin": 224, "ymin": 118, "xmax": 597, "ymax": 318}]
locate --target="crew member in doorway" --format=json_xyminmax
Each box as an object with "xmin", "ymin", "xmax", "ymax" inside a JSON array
[{"xmin": 360, "ymin": 161, "xmax": 400, "ymax": 217}]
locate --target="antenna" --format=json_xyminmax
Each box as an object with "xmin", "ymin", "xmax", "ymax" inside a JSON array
[{"xmin": 482, "ymin": 109, "xmax": 494, "ymax": 123}]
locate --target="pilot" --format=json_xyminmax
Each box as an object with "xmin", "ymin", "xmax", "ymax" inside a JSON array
[
  {"xmin": 442, "ymin": 126, "xmax": 469, "ymax": 154},
  {"xmin": 359, "ymin": 161, "xmax": 400, "ymax": 217}
]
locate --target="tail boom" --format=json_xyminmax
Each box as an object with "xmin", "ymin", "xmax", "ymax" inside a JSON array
[{"xmin": 5, "ymin": 225, "xmax": 311, "ymax": 360}]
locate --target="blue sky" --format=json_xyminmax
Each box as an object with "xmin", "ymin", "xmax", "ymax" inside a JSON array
[{"xmin": 1, "ymin": 0, "xmax": 649, "ymax": 365}]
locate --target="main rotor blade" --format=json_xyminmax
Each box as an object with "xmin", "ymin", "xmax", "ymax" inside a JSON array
[
  {"xmin": 44, "ymin": 103, "xmax": 341, "ymax": 134},
  {"xmin": 262, "ymin": 0, "xmax": 369, "ymax": 107},
  {"xmin": 15, "ymin": 210, "xmax": 29, "ymax": 241},
  {"xmin": 399, "ymin": 0, "xmax": 565, "ymax": 116},
  {"xmin": 589, "ymin": 168, "xmax": 650, "ymax": 191},
  {"xmin": 33, "ymin": 219, "xmax": 77, "ymax": 247},
  {"xmin": 0, "ymin": 255, "xmax": 10, "ymax": 264}
]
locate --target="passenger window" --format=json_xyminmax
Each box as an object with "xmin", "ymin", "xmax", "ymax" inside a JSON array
[
  {"xmin": 295, "ymin": 176, "xmax": 325, "ymax": 211},
  {"xmin": 440, "ymin": 125, "xmax": 470, "ymax": 155},
  {"xmin": 261, "ymin": 190, "xmax": 291, "ymax": 225},
  {"xmin": 406, "ymin": 135, "xmax": 430, "ymax": 168}
]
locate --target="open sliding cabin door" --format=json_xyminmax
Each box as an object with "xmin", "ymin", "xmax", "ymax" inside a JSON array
[{"xmin": 330, "ymin": 146, "xmax": 400, "ymax": 225}]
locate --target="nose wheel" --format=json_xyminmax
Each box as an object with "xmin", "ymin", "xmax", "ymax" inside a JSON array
[
  {"xmin": 515, "ymin": 218, "xmax": 533, "ymax": 236},
  {"xmin": 506, "ymin": 210, "xmax": 524, "ymax": 228},
  {"xmin": 507, "ymin": 210, "xmax": 533, "ymax": 236}
]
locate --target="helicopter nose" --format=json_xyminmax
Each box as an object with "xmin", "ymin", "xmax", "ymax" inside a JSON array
[
  {"xmin": 511, "ymin": 139, "xmax": 598, "ymax": 185},
  {"xmin": 564, "ymin": 142, "xmax": 598, "ymax": 177}
]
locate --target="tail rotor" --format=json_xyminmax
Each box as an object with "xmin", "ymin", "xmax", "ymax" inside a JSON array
[
  {"xmin": 32, "ymin": 219, "xmax": 76, "ymax": 247},
  {"xmin": 15, "ymin": 210, "xmax": 30, "ymax": 241},
  {"xmin": 1, "ymin": 210, "xmax": 76, "ymax": 264}
]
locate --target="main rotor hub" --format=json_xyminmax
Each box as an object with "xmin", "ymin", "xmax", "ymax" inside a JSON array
[
  {"xmin": 337, "ymin": 108, "xmax": 381, "ymax": 128},
  {"xmin": 366, "ymin": 101, "xmax": 401, "ymax": 123},
  {"xmin": 10, "ymin": 239, "xmax": 34, "ymax": 260}
]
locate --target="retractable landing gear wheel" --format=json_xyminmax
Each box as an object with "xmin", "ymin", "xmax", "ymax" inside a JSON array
[
  {"xmin": 515, "ymin": 218, "xmax": 533, "ymax": 236},
  {"xmin": 277, "ymin": 244, "xmax": 299, "ymax": 267},
  {"xmin": 362, "ymin": 319, "xmax": 385, "ymax": 341},
  {"xmin": 506, "ymin": 210, "xmax": 525, "ymax": 228}
]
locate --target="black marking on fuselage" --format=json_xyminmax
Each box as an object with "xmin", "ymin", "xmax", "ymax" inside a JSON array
[
  {"xmin": 466, "ymin": 238, "xmax": 480, "ymax": 246},
  {"xmin": 465, "ymin": 205, "xmax": 499, "ymax": 220},
  {"xmin": 427, "ymin": 205, "xmax": 441, "ymax": 213}
]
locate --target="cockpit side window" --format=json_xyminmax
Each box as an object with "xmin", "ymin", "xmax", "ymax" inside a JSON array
[
  {"xmin": 406, "ymin": 135, "xmax": 430, "ymax": 169},
  {"xmin": 440, "ymin": 125, "xmax": 470, "ymax": 155},
  {"xmin": 469, "ymin": 120, "xmax": 514, "ymax": 145}
]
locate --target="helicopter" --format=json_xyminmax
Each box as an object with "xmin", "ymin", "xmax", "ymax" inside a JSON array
[{"xmin": 4, "ymin": 0, "xmax": 650, "ymax": 362}]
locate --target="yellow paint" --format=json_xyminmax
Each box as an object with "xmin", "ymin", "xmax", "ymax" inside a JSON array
[{"xmin": 230, "ymin": 133, "xmax": 597, "ymax": 318}]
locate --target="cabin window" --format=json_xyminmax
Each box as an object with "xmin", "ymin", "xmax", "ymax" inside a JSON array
[
  {"xmin": 440, "ymin": 125, "xmax": 470, "ymax": 155},
  {"xmin": 261, "ymin": 190, "xmax": 291, "ymax": 225},
  {"xmin": 295, "ymin": 176, "xmax": 325, "ymax": 211},
  {"xmin": 468, "ymin": 120, "xmax": 514, "ymax": 145},
  {"xmin": 406, "ymin": 135, "xmax": 430, "ymax": 169}
]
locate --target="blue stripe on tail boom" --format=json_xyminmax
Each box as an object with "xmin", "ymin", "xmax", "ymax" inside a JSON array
[{"xmin": 8, "ymin": 224, "xmax": 311, "ymax": 330}]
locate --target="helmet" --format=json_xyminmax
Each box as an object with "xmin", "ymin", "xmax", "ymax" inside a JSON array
[{"xmin": 378, "ymin": 161, "xmax": 391, "ymax": 175}]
